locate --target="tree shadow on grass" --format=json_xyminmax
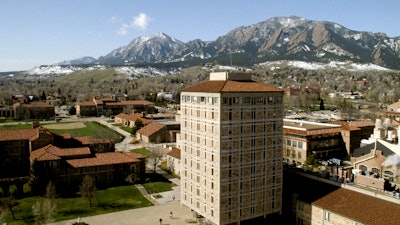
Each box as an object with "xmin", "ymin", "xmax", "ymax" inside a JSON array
[{"xmin": 143, "ymin": 173, "xmax": 171, "ymax": 183}]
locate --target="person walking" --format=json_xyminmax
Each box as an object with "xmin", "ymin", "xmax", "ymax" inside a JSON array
[
  {"xmin": 159, "ymin": 218, "xmax": 162, "ymax": 225},
  {"xmin": 170, "ymin": 211, "xmax": 173, "ymax": 218}
]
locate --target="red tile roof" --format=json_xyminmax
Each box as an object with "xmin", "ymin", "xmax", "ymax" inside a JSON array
[
  {"xmin": 105, "ymin": 100, "xmax": 154, "ymax": 106},
  {"xmin": 66, "ymin": 152, "xmax": 141, "ymax": 168},
  {"xmin": 22, "ymin": 102, "xmax": 54, "ymax": 108},
  {"xmin": 136, "ymin": 122, "xmax": 166, "ymax": 137},
  {"xmin": 167, "ymin": 147, "xmax": 181, "ymax": 159},
  {"xmin": 74, "ymin": 136, "xmax": 111, "ymax": 144},
  {"xmin": 0, "ymin": 128, "xmax": 38, "ymax": 141},
  {"xmin": 283, "ymin": 127, "xmax": 342, "ymax": 136},
  {"xmin": 181, "ymin": 80, "xmax": 283, "ymax": 93},
  {"xmin": 77, "ymin": 101, "xmax": 96, "ymax": 106},
  {"xmin": 313, "ymin": 188, "xmax": 400, "ymax": 225},
  {"xmin": 115, "ymin": 113, "xmax": 150, "ymax": 125},
  {"xmin": 329, "ymin": 120, "xmax": 375, "ymax": 128},
  {"xmin": 30, "ymin": 144, "xmax": 91, "ymax": 161}
]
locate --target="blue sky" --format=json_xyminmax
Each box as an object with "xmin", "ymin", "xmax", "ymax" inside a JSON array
[{"xmin": 1, "ymin": 0, "xmax": 399, "ymax": 72}]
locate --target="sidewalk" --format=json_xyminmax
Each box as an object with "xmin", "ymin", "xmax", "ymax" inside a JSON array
[{"xmin": 49, "ymin": 202, "xmax": 196, "ymax": 225}]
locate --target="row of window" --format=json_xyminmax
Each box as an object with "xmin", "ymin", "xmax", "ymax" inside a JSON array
[
  {"xmin": 181, "ymin": 95, "xmax": 220, "ymax": 104},
  {"xmin": 222, "ymin": 96, "xmax": 283, "ymax": 105},
  {"xmin": 284, "ymin": 139, "xmax": 304, "ymax": 149},
  {"xmin": 181, "ymin": 95, "xmax": 283, "ymax": 105}
]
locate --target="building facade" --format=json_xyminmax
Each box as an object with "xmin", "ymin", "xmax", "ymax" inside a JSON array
[
  {"xmin": 180, "ymin": 72, "xmax": 284, "ymax": 225},
  {"xmin": 283, "ymin": 119, "xmax": 344, "ymax": 166},
  {"xmin": 76, "ymin": 97, "xmax": 155, "ymax": 117}
]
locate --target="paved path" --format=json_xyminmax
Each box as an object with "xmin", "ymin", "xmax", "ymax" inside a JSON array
[{"xmin": 49, "ymin": 202, "xmax": 197, "ymax": 225}]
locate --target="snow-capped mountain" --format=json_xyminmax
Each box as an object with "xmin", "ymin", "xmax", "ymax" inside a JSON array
[
  {"xmin": 96, "ymin": 16, "xmax": 400, "ymax": 69},
  {"xmin": 97, "ymin": 32, "xmax": 185, "ymax": 64},
  {"xmin": 55, "ymin": 56, "xmax": 96, "ymax": 65}
]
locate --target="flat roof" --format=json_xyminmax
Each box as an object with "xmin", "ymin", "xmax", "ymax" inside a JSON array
[{"xmin": 283, "ymin": 119, "xmax": 341, "ymax": 131}]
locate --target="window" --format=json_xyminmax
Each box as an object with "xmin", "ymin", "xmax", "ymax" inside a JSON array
[
  {"xmin": 287, "ymin": 139, "xmax": 292, "ymax": 146},
  {"xmin": 298, "ymin": 142, "xmax": 303, "ymax": 149},
  {"xmin": 384, "ymin": 170, "xmax": 394, "ymax": 182},
  {"xmin": 324, "ymin": 211, "xmax": 331, "ymax": 222},
  {"xmin": 244, "ymin": 97, "xmax": 251, "ymax": 103},
  {"xmin": 359, "ymin": 165, "xmax": 367, "ymax": 174},
  {"xmin": 371, "ymin": 168, "xmax": 380, "ymax": 176}
]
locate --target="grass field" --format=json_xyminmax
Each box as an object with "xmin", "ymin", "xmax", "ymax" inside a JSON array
[
  {"xmin": 1, "ymin": 185, "xmax": 153, "ymax": 225},
  {"xmin": 47, "ymin": 122, "xmax": 124, "ymax": 143}
]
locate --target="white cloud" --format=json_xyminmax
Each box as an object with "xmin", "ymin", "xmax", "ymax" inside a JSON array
[
  {"xmin": 131, "ymin": 13, "xmax": 153, "ymax": 30},
  {"xmin": 115, "ymin": 13, "xmax": 153, "ymax": 36},
  {"xmin": 109, "ymin": 16, "xmax": 117, "ymax": 23},
  {"xmin": 117, "ymin": 24, "xmax": 129, "ymax": 36}
]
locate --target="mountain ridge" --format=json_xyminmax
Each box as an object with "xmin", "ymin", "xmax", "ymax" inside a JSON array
[{"xmin": 93, "ymin": 16, "xmax": 400, "ymax": 69}]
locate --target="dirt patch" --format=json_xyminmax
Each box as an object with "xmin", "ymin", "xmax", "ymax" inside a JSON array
[{"xmin": 43, "ymin": 122, "xmax": 86, "ymax": 129}]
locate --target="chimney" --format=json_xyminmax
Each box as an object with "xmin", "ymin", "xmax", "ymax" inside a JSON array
[{"xmin": 32, "ymin": 120, "xmax": 40, "ymax": 128}]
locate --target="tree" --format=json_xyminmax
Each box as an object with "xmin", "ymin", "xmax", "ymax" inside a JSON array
[
  {"xmin": 69, "ymin": 106, "xmax": 76, "ymax": 115},
  {"xmin": 79, "ymin": 175, "xmax": 96, "ymax": 207},
  {"xmin": 319, "ymin": 99, "xmax": 325, "ymax": 110},
  {"xmin": 0, "ymin": 193, "xmax": 18, "ymax": 220},
  {"xmin": 132, "ymin": 119, "xmax": 144, "ymax": 135},
  {"xmin": 32, "ymin": 181, "xmax": 57, "ymax": 225},
  {"xmin": 149, "ymin": 148, "xmax": 164, "ymax": 173},
  {"xmin": 41, "ymin": 90, "xmax": 46, "ymax": 101}
]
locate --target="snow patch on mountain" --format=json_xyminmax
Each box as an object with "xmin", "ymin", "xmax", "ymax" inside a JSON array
[
  {"xmin": 25, "ymin": 65, "xmax": 82, "ymax": 75},
  {"xmin": 258, "ymin": 60, "xmax": 391, "ymax": 71}
]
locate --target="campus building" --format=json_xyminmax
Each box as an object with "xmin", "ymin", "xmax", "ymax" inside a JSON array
[{"xmin": 180, "ymin": 72, "xmax": 284, "ymax": 225}]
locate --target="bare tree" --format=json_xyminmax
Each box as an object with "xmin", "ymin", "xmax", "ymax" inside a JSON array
[
  {"xmin": 32, "ymin": 181, "xmax": 57, "ymax": 225},
  {"xmin": 32, "ymin": 200, "xmax": 56, "ymax": 225},
  {"xmin": 79, "ymin": 175, "xmax": 96, "ymax": 207},
  {"xmin": 149, "ymin": 148, "xmax": 164, "ymax": 173}
]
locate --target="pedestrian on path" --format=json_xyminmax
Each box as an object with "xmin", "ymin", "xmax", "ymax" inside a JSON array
[
  {"xmin": 170, "ymin": 211, "xmax": 173, "ymax": 218},
  {"xmin": 159, "ymin": 218, "xmax": 162, "ymax": 225}
]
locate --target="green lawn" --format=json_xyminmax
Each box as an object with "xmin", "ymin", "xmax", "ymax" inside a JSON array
[
  {"xmin": 0, "ymin": 123, "xmax": 33, "ymax": 130},
  {"xmin": 141, "ymin": 173, "xmax": 174, "ymax": 194},
  {"xmin": 49, "ymin": 122, "xmax": 124, "ymax": 143},
  {"xmin": 131, "ymin": 148, "xmax": 150, "ymax": 157},
  {"xmin": 1, "ymin": 185, "xmax": 153, "ymax": 225}
]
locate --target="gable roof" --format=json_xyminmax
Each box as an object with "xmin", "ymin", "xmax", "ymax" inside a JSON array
[
  {"xmin": 66, "ymin": 152, "xmax": 141, "ymax": 168},
  {"xmin": 167, "ymin": 147, "xmax": 181, "ymax": 159},
  {"xmin": 115, "ymin": 113, "xmax": 150, "ymax": 125},
  {"xmin": 30, "ymin": 144, "xmax": 91, "ymax": 161},
  {"xmin": 313, "ymin": 188, "xmax": 400, "ymax": 225},
  {"xmin": 181, "ymin": 80, "xmax": 283, "ymax": 93},
  {"xmin": 136, "ymin": 122, "xmax": 166, "ymax": 137}
]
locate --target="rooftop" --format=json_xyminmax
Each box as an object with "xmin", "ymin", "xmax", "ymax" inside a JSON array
[
  {"xmin": 66, "ymin": 152, "xmax": 142, "ymax": 168},
  {"xmin": 313, "ymin": 188, "xmax": 400, "ymax": 225},
  {"xmin": 181, "ymin": 72, "xmax": 283, "ymax": 93}
]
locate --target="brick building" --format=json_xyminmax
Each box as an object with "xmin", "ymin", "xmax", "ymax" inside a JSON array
[{"xmin": 180, "ymin": 72, "xmax": 284, "ymax": 225}]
